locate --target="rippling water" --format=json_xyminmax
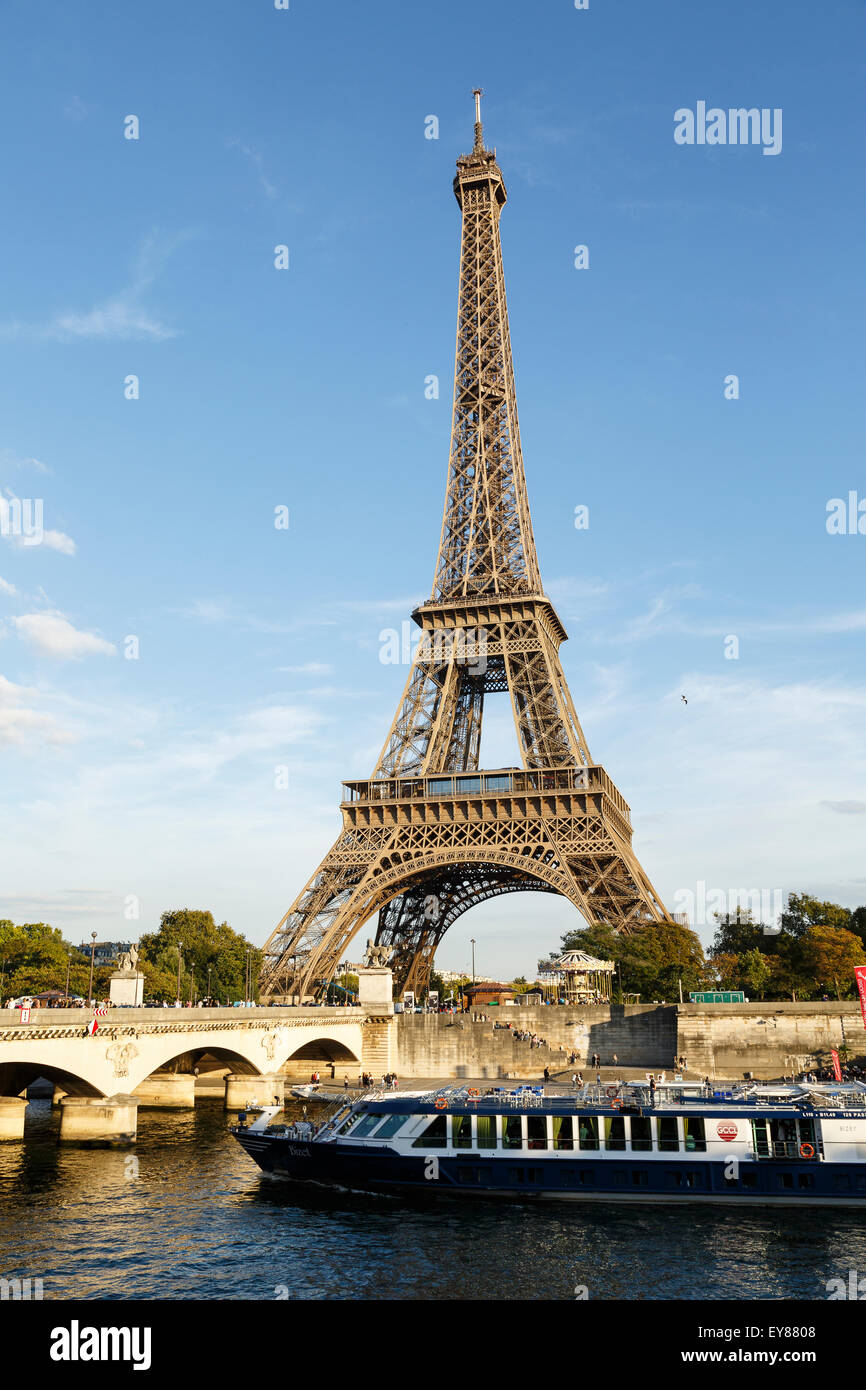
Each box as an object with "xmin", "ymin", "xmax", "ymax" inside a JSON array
[{"xmin": 2, "ymin": 1098, "xmax": 866, "ymax": 1300}]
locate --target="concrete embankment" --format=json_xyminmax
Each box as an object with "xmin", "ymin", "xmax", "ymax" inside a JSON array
[
  {"xmin": 393, "ymin": 1002, "xmax": 864, "ymax": 1081},
  {"xmin": 397, "ymin": 1005, "xmax": 677, "ymax": 1080},
  {"xmin": 676, "ymin": 1001, "xmax": 862, "ymax": 1078}
]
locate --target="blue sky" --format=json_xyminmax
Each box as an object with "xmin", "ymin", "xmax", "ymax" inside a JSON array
[{"xmin": 1, "ymin": 0, "xmax": 865, "ymax": 980}]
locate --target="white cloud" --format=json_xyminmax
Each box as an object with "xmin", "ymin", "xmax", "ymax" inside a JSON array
[
  {"xmin": 10, "ymin": 612, "xmax": 115, "ymax": 660},
  {"xmin": 0, "ymin": 229, "xmax": 191, "ymax": 343},
  {"xmin": 0, "ymin": 675, "xmax": 75, "ymax": 748},
  {"xmin": 0, "ymin": 577, "xmax": 16, "ymax": 595},
  {"xmin": 39, "ymin": 529, "xmax": 76, "ymax": 556},
  {"xmin": 279, "ymin": 662, "xmax": 334, "ymax": 676},
  {"xmin": 228, "ymin": 139, "xmax": 278, "ymax": 199}
]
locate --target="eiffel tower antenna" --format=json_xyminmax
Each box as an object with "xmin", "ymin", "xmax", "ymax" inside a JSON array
[
  {"xmin": 259, "ymin": 93, "xmax": 672, "ymax": 1004},
  {"xmin": 473, "ymin": 87, "xmax": 484, "ymax": 151}
]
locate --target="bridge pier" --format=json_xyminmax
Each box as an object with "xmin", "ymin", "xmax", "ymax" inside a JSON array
[
  {"xmin": 224, "ymin": 1073, "xmax": 285, "ymax": 1111},
  {"xmin": 133, "ymin": 1073, "xmax": 196, "ymax": 1108},
  {"xmin": 59, "ymin": 1095, "xmax": 138, "ymax": 1145},
  {"xmin": 0, "ymin": 1097, "xmax": 26, "ymax": 1140}
]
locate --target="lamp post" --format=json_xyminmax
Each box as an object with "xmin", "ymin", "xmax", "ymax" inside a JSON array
[
  {"xmin": 207, "ymin": 963, "xmax": 212, "ymax": 1005},
  {"xmin": 64, "ymin": 949, "xmax": 71, "ymax": 1004},
  {"xmin": 176, "ymin": 946, "xmax": 183, "ymax": 1006},
  {"xmin": 87, "ymin": 931, "xmax": 97, "ymax": 1006}
]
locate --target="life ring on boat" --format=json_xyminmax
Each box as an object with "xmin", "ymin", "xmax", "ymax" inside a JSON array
[
  {"xmin": 610, "ymin": 1099, "xmax": 623, "ymax": 1110},
  {"xmin": 434, "ymin": 1098, "xmax": 447, "ymax": 1110},
  {"xmin": 799, "ymin": 1142, "xmax": 815, "ymax": 1158},
  {"xmin": 467, "ymin": 1088, "xmax": 479, "ymax": 1098},
  {"xmin": 606, "ymin": 1086, "xmax": 619, "ymax": 1099}
]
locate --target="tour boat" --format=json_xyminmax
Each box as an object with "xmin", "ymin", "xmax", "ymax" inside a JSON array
[{"xmin": 231, "ymin": 1080, "xmax": 866, "ymax": 1205}]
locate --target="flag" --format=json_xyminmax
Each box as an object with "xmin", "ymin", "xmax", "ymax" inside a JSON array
[
  {"xmin": 85, "ymin": 1019, "xmax": 98, "ymax": 1036},
  {"xmin": 830, "ymin": 1049, "xmax": 842, "ymax": 1082},
  {"xmin": 855, "ymin": 967, "xmax": 866, "ymax": 1029}
]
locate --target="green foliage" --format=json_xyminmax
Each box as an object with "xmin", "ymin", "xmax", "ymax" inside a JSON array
[
  {"xmin": 561, "ymin": 919, "xmax": 707, "ymax": 1001},
  {"xmin": 138, "ymin": 908, "xmax": 260, "ymax": 1003},
  {"xmin": 0, "ymin": 921, "xmax": 117, "ymax": 999}
]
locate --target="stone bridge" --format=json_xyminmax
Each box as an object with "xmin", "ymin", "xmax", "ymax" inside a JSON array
[{"xmin": 0, "ymin": 1005, "xmax": 395, "ymax": 1143}]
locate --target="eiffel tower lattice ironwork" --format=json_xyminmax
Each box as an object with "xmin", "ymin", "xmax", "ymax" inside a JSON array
[{"xmin": 259, "ymin": 92, "xmax": 671, "ymax": 1004}]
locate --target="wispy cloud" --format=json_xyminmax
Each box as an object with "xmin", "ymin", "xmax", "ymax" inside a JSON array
[
  {"xmin": 227, "ymin": 138, "xmax": 278, "ymax": 199},
  {"xmin": 0, "ymin": 674, "xmax": 76, "ymax": 747},
  {"xmin": 0, "ymin": 229, "xmax": 192, "ymax": 342},
  {"xmin": 9, "ymin": 612, "xmax": 115, "ymax": 660},
  {"xmin": 279, "ymin": 662, "xmax": 334, "ymax": 676}
]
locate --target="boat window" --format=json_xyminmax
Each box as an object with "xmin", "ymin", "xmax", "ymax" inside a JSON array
[
  {"xmin": 371, "ymin": 1114, "xmax": 406, "ymax": 1139},
  {"xmin": 683, "ymin": 1117, "xmax": 706, "ymax": 1152},
  {"xmin": 451, "ymin": 1114, "xmax": 472, "ymax": 1149},
  {"xmin": 527, "ymin": 1115, "xmax": 548, "ymax": 1150},
  {"xmin": 657, "ymin": 1117, "xmax": 679, "ymax": 1152},
  {"xmin": 502, "ymin": 1115, "xmax": 523, "ymax": 1149},
  {"xmin": 630, "ymin": 1117, "xmax": 652, "ymax": 1152},
  {"xmin": 336, "ymin": 1110, "xmax": 367, "ymax": 1135},
  {"xmin": 797, "ymin": 1118, "xmax": 817, "ymax": 1151},
  {"xmin": 352, "ymin": 1112, "xmax": 386, "ymax": 1138},
  {"xmin": 476, "ymin": 1115, "xmax": 497, "ymax": 1149},
  {"xmin": 578, "ymin": 1116, "xmax": 599, "ymax": 1150},
  {"xmin": 411, "ymin": 1114, "xmax": 447, "ymax": 1148},
  {"xmin": 752, "ymin": 1118, "xmax": 770, "ymax": 1157},
  {"xmin": 604, "ymin": 1116, "xmax": 626, "ymax": 1151},
  {"xmin": 552, "ymin": 1116, "xmax": 574, "ymax": 1150}
]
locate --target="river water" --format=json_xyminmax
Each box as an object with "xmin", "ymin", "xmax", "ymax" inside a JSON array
[{"xmin": 2, "ymin": 1097, "xmax": 866, "ymax": 1301}]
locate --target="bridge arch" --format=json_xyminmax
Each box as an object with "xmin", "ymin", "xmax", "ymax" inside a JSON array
[{"xmin": 0, "ymin": 1059, "xmax": 103, "ymax": 1100}]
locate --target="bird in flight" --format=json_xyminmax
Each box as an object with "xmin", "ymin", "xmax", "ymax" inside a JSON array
[{"xmin": 681, "ymin": 695, "xmax": 688, "ymax": 705}]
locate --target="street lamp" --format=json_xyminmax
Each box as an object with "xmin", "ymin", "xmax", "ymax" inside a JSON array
[
  {"xmin": 64, "ymin": 948, "xmax": 71, "ymax": 1004},
  {"xmin": 207, "ymin": 963, "xmax": 212, "ymax": 1005},
  {"xmin": 176, "ymin": 946, "xmax": 183, "ymax": 1006},
  {"xmin": 88, "ymin": 931, "xmax": 97, "ymax": 1005}
]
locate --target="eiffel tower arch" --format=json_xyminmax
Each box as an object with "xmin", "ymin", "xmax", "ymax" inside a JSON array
[{"xmin": 260, "ymin": 93, "xmax": 672, "ymax": 1004}]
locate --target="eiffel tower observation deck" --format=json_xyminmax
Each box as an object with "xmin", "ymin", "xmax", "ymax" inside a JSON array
[{"xmin": 259, "ymin": 93, "xmax": 672, "ymax": 1004}]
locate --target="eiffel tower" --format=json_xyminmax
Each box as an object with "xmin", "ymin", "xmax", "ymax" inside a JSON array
[{"xmin": 259, "ymin": 93, "xmax": 671, "ymax": 1004}]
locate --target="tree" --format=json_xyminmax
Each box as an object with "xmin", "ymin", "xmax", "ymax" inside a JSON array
[
  {"xmin": 739, "ymin": 949, "xmax": 772, "ymax": 1000},
  {"xmin": 709, "ymin": 952, "xmax": 741, "ymax": 990},
  {"xmin": 618, "ymin": 921, "xmax": 708, "ymax": 1001},
  {"xmin": 781, "ymin": 893, "xmax": 852, "ymax": 940},
  {"xmin": 138, "ymin": 909, "xmax": 260, "ymax": 1003},
  {"xmin": 800, "ymin": 925, "xmax": 865, "ymax": 1000}
]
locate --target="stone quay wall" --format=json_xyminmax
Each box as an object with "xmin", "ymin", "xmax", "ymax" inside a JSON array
[
  {"xmin": 395, "ymin": 1003, "xmax": 866, "ymax": 1081},
  {"xmin": 675, "ymin": 1002, "xmax": 864, "ymax": 1079},
  {"xmin": 396, "ymin": 1005, "xmax": 678, "ymax": 1080}
]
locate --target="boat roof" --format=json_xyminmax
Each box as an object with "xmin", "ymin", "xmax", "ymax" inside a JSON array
[{"xmin": 342, "ymin": 1081, "xmax": 866, "ymax": 1118}]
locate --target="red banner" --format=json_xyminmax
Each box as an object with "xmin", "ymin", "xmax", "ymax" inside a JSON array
[
  {"xmin": 830, "ymin": 1049, "xmax": 842, "ymax": 1082},
  {"xmin": 855, "ymin": 967, "xmax": 866, "ymax": 1029}
]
